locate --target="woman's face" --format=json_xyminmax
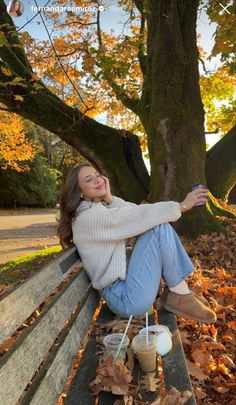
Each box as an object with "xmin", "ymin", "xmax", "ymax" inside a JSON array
[
  {"xmin": 78, "ymin": 166, "xmax": 106, "ymax": 202},
  {"xmin": 14, "ymin": 1, "xmax": 20, "ymax": 10}
]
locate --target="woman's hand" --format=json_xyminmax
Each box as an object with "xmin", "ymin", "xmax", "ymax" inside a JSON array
[
  {"xmin": 180, "ymin": 188, "xmax": 208, "ymax": 212},
  {"xmin": 101, "ymin": 176, "xmax": 114, "ymax": 204}
]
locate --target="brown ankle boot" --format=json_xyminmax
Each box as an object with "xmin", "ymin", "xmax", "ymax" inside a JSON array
[
  {"xmin": 157, "ymin": 287, "xmax": 210, "ymax": 308},
  {"xmin": 164, "ymin": 291, "xmax": 216, "ymax": 323},
  {"xmin": 193, "ymin": 293, "xmax": 210, "ymax": 307}
]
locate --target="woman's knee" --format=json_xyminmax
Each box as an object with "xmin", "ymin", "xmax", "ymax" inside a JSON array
[
  {"xmin": 123, "ymin": 291, "xmax": 156, "ymax": 316},
  {"xmin": 152, "ymin": 223, "xmax": 172, "ymax": 236}
]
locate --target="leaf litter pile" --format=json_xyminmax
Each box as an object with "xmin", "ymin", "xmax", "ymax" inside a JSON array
[
  {"xmin": 178, "ymin": 219, "xmax": 236, "ymax": 404},
  {"xmin": 88, "ymin": 219, "xmax": 235, "ymax": 405}
]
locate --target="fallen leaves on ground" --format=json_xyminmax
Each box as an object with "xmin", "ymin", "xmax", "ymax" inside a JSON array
[{"xmin": 179, "ymin": 219, "xmax": 236, "ymax": 404}]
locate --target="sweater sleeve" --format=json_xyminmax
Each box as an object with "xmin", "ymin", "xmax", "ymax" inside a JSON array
[
  {"xmin": 94, "ymin": 201, "xmax": 182, "ymax": 241},
  {"xmin": 106, "ymin": 196, "xmax": 137, "ymax": 208}
]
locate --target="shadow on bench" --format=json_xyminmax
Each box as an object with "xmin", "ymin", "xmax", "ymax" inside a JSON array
[{"xmin": 0, "ymin": 247, "xmax": 196, "ymax": 405}]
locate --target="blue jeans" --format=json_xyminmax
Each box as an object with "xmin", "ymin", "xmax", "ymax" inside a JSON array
[{"xmin": 99, "ymin": 223, "xmax": 194, "ymax": 317}]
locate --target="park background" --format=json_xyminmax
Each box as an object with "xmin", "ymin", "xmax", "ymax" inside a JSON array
[{"xmin": 0, "ymin": 1, "xmax": 235, "ymax": 404}]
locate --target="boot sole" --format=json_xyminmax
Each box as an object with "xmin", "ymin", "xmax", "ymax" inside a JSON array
[{"xmin": 164, "ymin": 304, "xmax": 216, "ymax": 324}]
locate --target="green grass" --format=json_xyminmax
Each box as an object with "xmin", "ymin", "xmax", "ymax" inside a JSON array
[{"xmin": 0, "ymin": 246, "xmax": 62, "ymax": 285}]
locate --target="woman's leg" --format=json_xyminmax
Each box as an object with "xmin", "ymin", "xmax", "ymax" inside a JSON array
[
  {"xmin": 101, "ymin": 223, "xmax": 216, "ymax": 323},
  {"xmin": 121, "ymin": 223, "xmax": 194, "ymax": 315},
  {"xmin": 100, "ymin": 223, "xmax": 194, "ymax": 317}
]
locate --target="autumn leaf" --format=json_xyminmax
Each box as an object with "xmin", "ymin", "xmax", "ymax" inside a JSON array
[
  {"xmin": 14, "ymin": 95, "xmax": 24, "ymax": 101},
  {"xmin": 179, "ymin": 330, "xmax": 192, "ymax": 346},
  {"xmin": 126, "ymin": 347, "xmax": 134, "ymax": 373},
  {"xmin": 0, "ymin": 108, "xmax": 36, "ymax": 171},
  {"xmin": 192, "ymin": 349, "xmax": 217, "ymax": 374},
  {"xmin": 218, "ymin": 355, "xmax": 236, "ymax": 370},
  {"xmin": 140, "ymin": 372, "xmax": 159, "ymax": 392},
  {"xmin": 0, "ymin": 31, "xmax": 8, "ymax": 47},
  {"xmin": 186, "ymin": 359, "xmax": 210, "ymax": 382},
  {"xmin": 194, "ymin": 386, "xmax": 207, "ymax": 400},
  {"xmin": 0, "ymin": 66, "xmax": 12, "ymax": 76},
  {"xmin": 89, "ymin": 355, "xmax": 132, "ymax": 396},
  {"xmin": 150, "ymin": 386, "xmax": 192, "ymax": 405},
  {"xmin": 114, "ymin": 395, "xmax": 134, "ymax": 405}
]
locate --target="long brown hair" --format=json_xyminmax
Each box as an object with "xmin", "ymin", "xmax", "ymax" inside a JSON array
[
  {"xmin": 9, "ymin": 0, "xmax": 22, "ymax": 16},
  {"xmin": 57, "ymin": 164, "xmax": 92, "ymax": 249}
]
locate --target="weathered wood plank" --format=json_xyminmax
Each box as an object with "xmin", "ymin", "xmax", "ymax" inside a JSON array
[
  {"xmin": 59, "ymin": 248, "xmax": 80, "ymax": 274},
  {"xmin": 25, "ymin": 291, "xmax": 99, "ymax": 405},
  {"xmin": 158, "ymin": 308, "xmax": 197, "ymax": 405},
  {"xmin": 64, "ymin": 303, "xmax": 114, "ymax": 405},
  {"xmin": 0, "ymin": 270, "xmax": 91, "ymax": 405},
  {"xmin": 0, "ymin": 247, "xmax": 80, "ymax": 345}
]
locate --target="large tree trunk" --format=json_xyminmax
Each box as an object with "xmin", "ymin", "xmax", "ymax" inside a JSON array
[
  {"xmin": 140, "ymin": 0, "xmax": 222, "ymax": 235},
  {"xmin": 206, "ymin": 125, "xmax": 236, "ymax": 201},
  {"xmin": 0, "ymin": 0, "xmax": 149, "ymax": 202}
]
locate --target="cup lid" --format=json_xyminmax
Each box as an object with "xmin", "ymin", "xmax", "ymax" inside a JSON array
[
  {"xmin": 132, "ymin": 333, "xmax": 158, "ymax": 351},
  {"xmin": 139, "ymin": 324, "xmax": 172, "ymax": 338},
  {"xmin": 103, "ymin": 333, "xmax": 129, "ymax": 348}
]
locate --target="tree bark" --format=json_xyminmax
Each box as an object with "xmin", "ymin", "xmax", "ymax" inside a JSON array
[
  {"xmin": 206, "ymin": 125, "xmax": 236, "ymax": 201},
  {"xmin": 145, "ymin": 0, "xmax": 206, "ymax": 200},
  {"xmin": 139, "ymin": 0, "xmax": 222, "ymax": 235}
]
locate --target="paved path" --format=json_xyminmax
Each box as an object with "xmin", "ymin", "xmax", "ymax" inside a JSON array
[{"xmin": 0, "ymin": 211, "xmax": 59, "ymax": 264}]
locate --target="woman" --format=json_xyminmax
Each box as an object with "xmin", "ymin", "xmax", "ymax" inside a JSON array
[
  {"xmin": 8, "ymin": 0, "xmax": 23, "ymax": 17},
  {"xmin": 58, "ymin": 164, "xmax": 216, "ymax": 323}
]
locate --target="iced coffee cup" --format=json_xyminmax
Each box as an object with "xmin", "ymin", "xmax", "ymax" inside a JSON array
[
  {"xmin": 103, "ymin": 333, "xmax": 130, "ymax": 361},
  {"xmin": 132, "ymin": 334, "xmax": 158, "ymax": 372}
]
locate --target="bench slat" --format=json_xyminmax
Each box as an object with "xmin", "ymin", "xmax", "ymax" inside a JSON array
[
  {"xmin": 22, "ymin": 290, "xmax": 99, "ymax": 405},
  {"xmin": 158, "ymin": 308, "xmax": 197, "ymax": 405},
  {"xmin": 64, "ymin": 303, "xmax": 115, "ymax": 405},
  {"xmin": 0, "ymin": 270, "xmax": 90, "ymax": 405},
  {"xmin": 0, "ymin": 248, "xmax": 80, "ymax": 345},
  {"xmin": 59, "ymin": 249, "xmax": 81, "ymax": 274}
]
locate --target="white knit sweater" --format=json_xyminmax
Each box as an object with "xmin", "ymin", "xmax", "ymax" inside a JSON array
[{"xmin": 72, "ymin": 196, "xmax": 182, "ymax": 289}]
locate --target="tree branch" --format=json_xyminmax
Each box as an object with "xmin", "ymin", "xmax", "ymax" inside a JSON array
[
  {"xmin": 33, "ymin": 0, "xmax": 89, "ymax": 111},
  {"xmin": 205, "ymin": 128, "xmax": 220, "ymax": 134},
  {"xmin": 137, "ymin": 15, "xmax": 147, "ymax": 77},
  {"xmin": 58, "ymin": 20, "xmax": 97, "ymax": 27},
  {"xmin": 0, "ymin": 0, "xmax": 33, "ymax": 73},
  {"xmin": 199, "ymin": 57, "xmax": 209, "ymax": 75},
  {"xmin": 0, "ymin": 105, "xmax": 14, "ymax": 112},
  {"xmin": 95, "ymin": 8, "xmax": 141, "ymax": 116},
  {"xmin": 133, "ymin": 0, "xmax": 145, "ymax": 16},
  {"xmin": 0, "ymin": 41, "xmax": 32, "ymax": 78}
]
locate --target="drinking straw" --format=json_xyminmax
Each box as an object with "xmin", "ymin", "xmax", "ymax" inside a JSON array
[
  {"xmin": 114, "ymin": 315, "xmax": 133, "ymax": 359},
  {"xmin": 145, "ymin": 312, "xmax": 149, "ymax": 346}
]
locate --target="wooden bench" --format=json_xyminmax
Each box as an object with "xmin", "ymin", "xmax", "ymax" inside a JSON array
[{"xmin": 0, "ymin": 247, "xmax": 196, "ymax": 405}]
